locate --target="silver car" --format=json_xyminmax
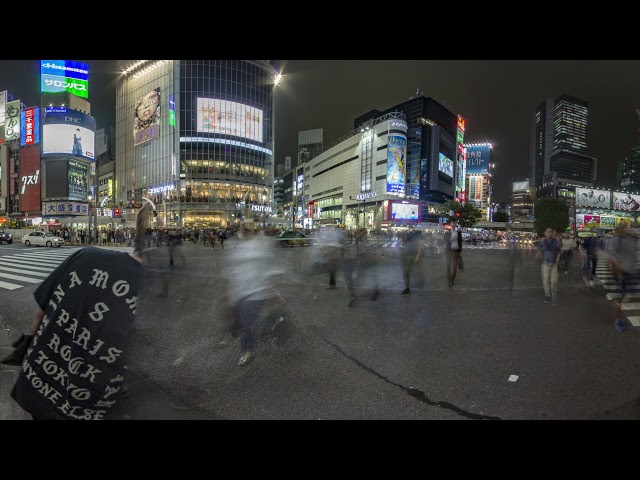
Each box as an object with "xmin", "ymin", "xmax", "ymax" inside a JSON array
[{"xmin": 22, "ymin": 231, "xmax": 65, "ymax": 247}]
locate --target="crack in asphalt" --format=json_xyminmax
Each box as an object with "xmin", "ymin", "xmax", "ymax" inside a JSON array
[{"xmin": 319, "ymin": 334, "xmax": 501, "ymax": 420}]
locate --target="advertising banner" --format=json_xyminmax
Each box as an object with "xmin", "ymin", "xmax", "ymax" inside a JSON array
[
  {"xmin": 583, "ymin": 215, "xmax": 600, "ymax": 228},
  {"xmin": 438, "ymin": 152, "xmax": 453, "ymax": 177},
  {"xmin": 616, "ymin": 217, "xmax": 631, "ymax": 227},
  {"xmin": 20, "ymin": 107, "xmax": 40, "ymax": 146},
  {"xmin": 40, "ymin": 60, "xmax": 89, "ymax": 99},
  {"xmin": 600, "ymin": 216, "xmax": 616, "ymax": 228},
  {"xmin": 386, "ymin": 134, "xmax": 406, "ymax": 195},
  {"xmin": 68, "ymin": 160, "xmax": 88, "ymax": 200},
  {"xmin": 465, "ymin": 145, "xmax": 490, "ymax": 175},
  {"xmin": 0, "ymin": 90, "xmax": 6, "ymax": 142},
  {"xmin": 196, "ymin": 97, "xmax": 263, "ymax": 143},
  {"xmin": 5, "ymin": 100, "xmax": 21, "ymax": 141},
  {"xmin": 43, "ymin": 110, "xmax": 95, "ymax": 160},
  {"xmin": 134, "ymin": 87, "xmax": 161, "ymax": 146},
  {"xmin": 576, "ymin": 187, "xmax": 611, "ymax": 208},
  {"xmin": 19, "ymin": 147, "xmax": 41, "ymax": 212},
  {"xmin": 576, "ymin": 214, "xmax": 584, "ymax": 228},
  {"xmin": 612, "ymin": 191, "xmax": 640, "ymax": 211},
  {"xmin": 43, "ymin": 201, "xmax": 88, "ymax": 216},
  {"xmin": 389, "ymin": 201, "xmax": 420, "ymax": 221},
  {"xmin": 513, "ymin": 181, "xmax": 529, "ymax": 192}
]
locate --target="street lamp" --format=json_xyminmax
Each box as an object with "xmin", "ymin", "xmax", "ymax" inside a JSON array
[
  {"xmin": 262, "ymin": 188, "xmax": 267, "ymax": 228},
  {"xmin": 88, "ymin": 195, "xmax": 93, "ymax": 244}
]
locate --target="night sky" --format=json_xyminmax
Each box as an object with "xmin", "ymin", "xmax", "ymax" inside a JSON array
[{"xmin": 3, "ymin": 59, "xmax": 640, "ymax": 203}]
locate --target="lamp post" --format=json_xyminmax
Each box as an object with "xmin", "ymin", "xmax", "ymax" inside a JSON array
[
  {"xmin": 88, "ymin": 195, "xmax": 93, "ymax": 245},
  {"xmin": 262, "ymin": 188, "xmax": 267, "ymax": 228}
]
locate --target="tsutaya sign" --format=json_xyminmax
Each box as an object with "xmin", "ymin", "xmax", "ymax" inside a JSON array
[
  {"xmin": 251, "ymin": 204, "xmax": 272, "ymax": 213},
  {"xmin": 356, "ymin": 191, "xmax": 378, "ymax": 201}
]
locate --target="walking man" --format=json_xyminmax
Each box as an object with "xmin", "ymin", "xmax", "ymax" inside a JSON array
[
  {"xmin": 536, "ymin": 227, "xmax": 562, "ymax": 305},
  {"xmin": 400, "ymin": 229, "xmax": 423, "ymax": 294}
]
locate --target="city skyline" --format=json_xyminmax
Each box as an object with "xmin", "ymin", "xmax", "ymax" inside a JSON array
[{"xmin": 2, "ymin": 60, "xmax": 640, "ymax": 203}]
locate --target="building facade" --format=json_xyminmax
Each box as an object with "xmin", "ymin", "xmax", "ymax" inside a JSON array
[
  {"xmin": 114, "ymin": 60, "xmax": 278, "ymax": 230},
  {"xmin": 354, "ymin": 95, "xmax": 460, "ymax": 223},
  {"xmin": 304, "ymin": 111, "xmax": 416, "ymax": 231}
]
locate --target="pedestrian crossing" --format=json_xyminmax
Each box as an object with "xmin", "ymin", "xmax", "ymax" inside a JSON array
[
  {"xmin": 365, "ymin": 241, "xmax": 508, "ymax": 250},
  {"xmin": 597, "ymin": 253, "xmax": 640, "ymax": 328},
  {"xmin": 0, "ymin": 247, "xmax": 82, "ymax": 291}
]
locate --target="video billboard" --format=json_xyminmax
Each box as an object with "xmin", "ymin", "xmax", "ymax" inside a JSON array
[
  {"xmin": 612, "ymin": 191, "xmax": 640, "ymax": 211},
  {"xmin": 40, "ymin": 60, "xmax": 89, "ymax": 99},
  {"xmin": 389, "ymin": 201, "xmax": 420, "ymax": 221},
  {"xmin": 20, "ymin": 107, "xmax": 40, "ymax": 146},
  {"xmin": 465, "ymin": 145, "xmax": 491, "ymax": 175},
  {"xmin": 19, "ymin": 146, "xmax": 41, "ymax": 212},
  {"xmin": 386, "ymin": 134, "xmax": 406, "ymax": 195},
  {"xmin": 438, "ymin": 152, "xmax": 453, "ymax": 177},
  {"xmin": 196, "ymin": 97, "xmax": 263, "ymax": 143},
  {"xmin": 513, "ymin": 181, "xmax": 529, "ymax": 192},
  {"xmin": 43, "ymin": 110, "xmax": 95, "ymax": 160},
  {"xmin": 134, "ymin": 87, "xmax": 161, "ymax": 146},
  {"xmin": 576, "ymin": 187, "xmax": 611, "ymax": 208},
  {"xmin": 68, "ymin": 160, "xmax": 88, "ymax": 201}
]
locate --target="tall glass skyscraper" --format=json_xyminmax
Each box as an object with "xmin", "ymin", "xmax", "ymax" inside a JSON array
[
  {"xmin": 115, "ymin": 60, "xmax": 278, "ymax": 229},
  {"xmin": 530, "ymin": 94, "xmax": 595, "ymax": 196}
]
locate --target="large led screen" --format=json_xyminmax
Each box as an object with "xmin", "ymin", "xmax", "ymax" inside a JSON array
[
  {"xmin": 576, "ymin": 187, "xmax": 611, "ymax": 208},
  {"xmin": 197, "ymin": 98, "xmax": 263, "ymax": 143},
  {"xmin": 43, "ymin": 110, "xmax": 95, "ymax": 160},
  {"xmin": 438, "ymin": 152, "xmax": 453, "ymax": 177},
  {"xmin": 386, "ymin": 134, "xmax": 406, "ymax": 195},
  {"xmin": 465, "ymin": 145, "xmax": 490, "ymax": 175},
  {"xmin": 134, "ymin": 87, "xmax": 161, "ymax": 146},
  {"xmin": 68, "ymin": 160, "xmax": 88, "ymax": 200},
  {"xmin": 513, "ymin": 181, "xmax": 529, "ymax": 192},
  {"xmin": 40, "ymin": 60, "xmax": 89, "ymax": 99},
  {"xmin": 390, "ymin": 202, "xmax": 420, "ymax": 221},
  {"xmin": 612, "ymin": 191, "xmax": 640, "ymax": 211}
]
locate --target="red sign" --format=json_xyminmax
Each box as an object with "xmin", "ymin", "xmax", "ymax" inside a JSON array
[
  {"xmin": 19, "ymin": 146, "xmax": 41, "ymax": 213},
  {"xmin": 24, "ymin": 107, "xmax": 36, "ymax": 146}
]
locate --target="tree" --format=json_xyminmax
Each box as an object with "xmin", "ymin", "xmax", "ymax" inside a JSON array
[
  {"xmin": 493, "ymin": 211, "xmax": 509, "ymax": 222},
  {"xmin": 436, "ymin": 200, "xmax": 484, "ymax": 229},
  {"xmin": 533, "ymin": 197, "xmax": 569, "ymax": 236}
]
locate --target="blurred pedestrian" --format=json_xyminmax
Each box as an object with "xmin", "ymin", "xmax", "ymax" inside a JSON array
[
  {"xmin": 400, "ymin": 228, "xmax": 423, "ymax": 294},
  {"xmin": 8, "ymin": 203, "xmax": 152, "ymax": 420},
  {"xmin": 448, "ymin": 220, "xmax": 463, "ymax": 286},
  {"xmin": 608, "ymin": 220, "xmax": 639, "ymax": 332},
  {"xmin": 226, "ymin": 231, "xmax": 287, "ymax": 366},
  {"xmin": 536, "ymin": 227, "xmax": 562, "ymax": 305}
]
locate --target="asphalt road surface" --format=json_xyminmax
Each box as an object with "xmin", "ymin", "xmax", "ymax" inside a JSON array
[{"xmin": 2, "ymin": 238, "xmax": 639, "ymax": 420}]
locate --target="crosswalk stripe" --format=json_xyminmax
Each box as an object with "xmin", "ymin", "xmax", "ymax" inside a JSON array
[
  {"xmin": 0, "ymin": 249, "xmax": 75, "ymax": 290},
  {"xmin": 0, "ymin": 260, "xmax": 54, "ymax": 272},
  {"xmin": 0, "ymin": 265, "xmax": 49, "ymax": 277},
  {"xmin": 621, "ymin": 302, "xmax": 640, "ymax": 310},
  {"xmin": 627, "ymin": 316, "xmax": 640, "ymax": 327},
  {"xmin": 0, "ymin": 280, "xmax": 22, "ymax": 290},
  {"xmin": 0, "ymin": 271, "xmax": 41, "ymax": 283}
]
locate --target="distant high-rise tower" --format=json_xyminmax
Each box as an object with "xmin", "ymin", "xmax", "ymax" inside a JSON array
[
  {"xmin": 297, "ymin": 128, "xmax": 323, "ymax": 166},
  {"xmin": 530, "ymin": 94, "xmax": 595, "ymax": 197}
]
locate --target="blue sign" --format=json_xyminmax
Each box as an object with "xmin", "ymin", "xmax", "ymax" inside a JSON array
[
  {"xmin": 465, "ymin": 145, "xmax": 491, "ymax": 175},
  {"xmin": 40, "ymin": 60, "xmax": 89, "ymax": 81}
]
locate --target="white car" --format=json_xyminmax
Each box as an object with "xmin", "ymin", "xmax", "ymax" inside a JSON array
[{"xmin": 22, "ymin": 231, "xmax": 65, "ymax": 247}]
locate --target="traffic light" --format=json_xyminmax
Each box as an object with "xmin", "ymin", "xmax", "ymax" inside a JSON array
[{"xmin": 113, "ymin": 208, "xmax": 121, "ymax": 218}]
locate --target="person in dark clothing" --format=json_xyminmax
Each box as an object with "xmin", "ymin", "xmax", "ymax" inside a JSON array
[
  {"xmin": 581, "ymin": 235, "xmax": 599, "ymax": 286},
  {"xmin": 400, "ymin": 229, "xmax": 423, "ymax": 294},
  {"xmin": 448, "ymin": 220, "xmax": 463, "ymax": 286},
  {"xmin": 9, "ymin": 204, "xmax": 151, "ymax": 420}
]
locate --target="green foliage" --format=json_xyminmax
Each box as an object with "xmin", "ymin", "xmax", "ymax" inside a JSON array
[
  {"xmin": 436, "ymin": 200, "xmax": 484, "ymax": 229},
  {"xmin": 533, "ymin": 198, "xmax": 569, "ymax": 236},
  {"xmin": 493, "ymin": 211, "xmax": 509, "ymax": 222}
]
